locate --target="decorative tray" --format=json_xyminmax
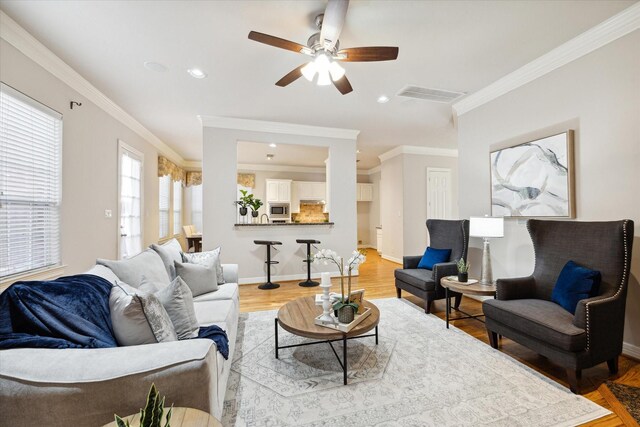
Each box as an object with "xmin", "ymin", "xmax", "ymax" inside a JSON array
[
  {"xmin": 445, "ymin": 276, "xmax": 479, "ymax": 285},
  {"xmin": 315, "ymin": 307, "xmax": 372, "ymax": 332}
]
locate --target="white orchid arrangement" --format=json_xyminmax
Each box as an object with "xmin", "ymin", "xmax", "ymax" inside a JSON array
[{"xmin": 313, "ymin": 249, "xmax": 366, "ymax": 312}]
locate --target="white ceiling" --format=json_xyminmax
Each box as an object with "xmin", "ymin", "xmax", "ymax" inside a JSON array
[
  {"xmin": 237, "ymin": 141, "xmax": 328, "ymax": 168},
  {"xmin": 0, "ymin": 0, "xmax": 634, "ymax": 169}
]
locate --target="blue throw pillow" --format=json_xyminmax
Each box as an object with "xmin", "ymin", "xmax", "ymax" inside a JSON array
[
  {"xmin": 417, "ymin": 247, "xmax": 452, "ymax": 270},
  {"xmin": 551, "ymin": 260, "xmax": 601, "ymax": 314}
]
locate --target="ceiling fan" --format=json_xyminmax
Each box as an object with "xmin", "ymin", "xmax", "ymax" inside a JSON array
[{"xmin": 248, "ymin": 0, "xmax": 399, "ymax": 95}]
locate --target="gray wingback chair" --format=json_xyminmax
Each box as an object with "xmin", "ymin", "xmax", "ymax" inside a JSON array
[
  {"xmin": 395, "ymin": 219, "xmax": 469, "ymax": 313},
  {"xmin": 483, "ymin": 219, "xmax": 634, "ymax": 393}
]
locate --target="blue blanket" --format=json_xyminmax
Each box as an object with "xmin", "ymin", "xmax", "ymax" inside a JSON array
[
  {"xmin": 0, "ymin": 275, "xmax": 230, "ymax": 358},
  {"xmin": 0, "ymin": 275, "xmax": 117, "ymax": 349}
]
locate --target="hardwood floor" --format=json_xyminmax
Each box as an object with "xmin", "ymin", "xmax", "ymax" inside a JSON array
[{"xmin": 239, "ymin": 249, "xmax": 639, "ymax": 427}]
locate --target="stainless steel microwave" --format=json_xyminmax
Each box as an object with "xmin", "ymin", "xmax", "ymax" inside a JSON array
[{"xmin": 269, "ymin": 204, "xmax": 289, "ymax": 216}]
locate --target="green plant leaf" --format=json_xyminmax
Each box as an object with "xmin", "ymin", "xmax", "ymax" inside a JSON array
[
  {"xmin": 163, "ymin": 405, "xmax": 173, "ymax": 427},
  {"xmin": 114, "ymin": 415, "xmax": 130, "ymax": 427}
]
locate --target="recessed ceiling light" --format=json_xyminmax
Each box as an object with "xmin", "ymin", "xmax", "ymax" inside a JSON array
[
  {"xmin": 356, "ymin": 149, "xmax": 361, "ymax": 153},
  {"xmin": 269, "ymin": 143, "xmax": 277, "ymax": 148},
  {"xmin": 144, "ymin": 61, "xmax": 168, "ymax": 72},
  {"xmin": 187, "ymin": 68, "xmax": 207, "ymax": 79},
  {"xmin": 377, "ymin": 95, "xmax": 390, "ymax": 104},
  {"xmin": 266, "ymin": 154, "xmax": 274, "ymax": 160}
]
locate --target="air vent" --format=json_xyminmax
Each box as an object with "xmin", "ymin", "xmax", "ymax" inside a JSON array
[{"xmin": 396, "ymin": 85, "xmax": 466, "ymax": 103}]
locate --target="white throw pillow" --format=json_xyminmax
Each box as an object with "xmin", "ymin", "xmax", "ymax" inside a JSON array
[
  {"xmin": 155, "ymin": 277, "xmax": 200, "ymax": 340},
  {"xmin": 98, "ymin": 249, "xmax": 170, "ymax": 290},
  {"xmin": 181, "ymin": 247, "xmax": 225, "ymax": 284},
  {"xmin": 109, "ymin": 281, "xmax": 178, "ymax": 346},
  {"xmin": 174, "ymin": 261, "xmax": 218, "ymax": 297},
  {"xmin": 151, "ymin": 238, "xmax": 183, "ymax": 280}
]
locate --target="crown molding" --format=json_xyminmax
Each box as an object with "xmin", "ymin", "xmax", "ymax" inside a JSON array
[
  {"xmin": 453, "ymin": 3, "xmax": 640, "ymax": 116},
  {"xmin": 182, "ymin": 160, "xmax": 202, "ymax": 170},
  {"xmin": 378, "ymin": 145, "xmax": 458, "ymax": 162},
  {"xmin": 0, "ymin": 10, "xmax": 187, "ymax": 167},
  {"xmin": 198, "ymin": 116, "xmax": 360, "ymax": 140},
  {"xmin": 365, "ymin": 165, "xmax": 381, "ymax": 175},
  {"xmin": 238, "ymin": 163, "xmax": 328, "ymax": 174}
]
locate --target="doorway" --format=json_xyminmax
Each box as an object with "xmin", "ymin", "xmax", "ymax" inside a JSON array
[
  {"xmin": 427, "ymin": 168, "xmax": 452, "ymax": 220},
  {"xmin": 118, "ymin": 141, "xmax": 144, "ymax": 259}
]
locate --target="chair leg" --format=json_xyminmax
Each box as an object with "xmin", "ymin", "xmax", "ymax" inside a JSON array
[
  {"xmin": 396, "ymin": 287, "xmax": 401, "ymax": 299},
  {"xmin": 566, "ymin": 369, "xmax": 582, "ymax": 394},
  {"xmin": 453, "ymin": 293, "xmax": 462, "ymax": 310},
  {"xmin": 487, "ymin": 330, "xmax": 499, "ymax": 349},
  {"xmin": 607, "ymin": 357, "xmax": 619, "ymax": 375},
  {"xmin": 424, "ymin": 299, "xmax": 433, "ymax": 314}
]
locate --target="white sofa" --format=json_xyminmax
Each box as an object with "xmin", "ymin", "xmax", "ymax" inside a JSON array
[{"xmin": 0, "ymin": 262, "xmax": 239, "ymax": 426}]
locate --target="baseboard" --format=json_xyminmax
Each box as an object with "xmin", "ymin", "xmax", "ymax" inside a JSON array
[
  {"xmin": 622, "ymin": 342, "xmax": 640, "ymax": 361},
  {"xmin": 239, "ymin": 270, "xmax": 343, "ymax": 285},
  {"xmin": 358, "ymin": 244, "xmax": 375, "ymax": 249},
  {"xmin": 381, "ymin": 254, "xmax": 402, "ymax": 264}
]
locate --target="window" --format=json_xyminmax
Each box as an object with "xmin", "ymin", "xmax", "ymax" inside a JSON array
[
  {"xmin": 119, "ymin": 143, "xmax": 143, "ymax": 259},
  {"xmin": 172, "ymin": 180, "xmax": 182, "ymax": 235},
  {"xmin": 158, "ymin": 175, "xmax": 171, "ymax": 239},
  {"xmin": 191, "ymin": 184, "xmax": 203, "ymax": 233},
  {"xmin": 0, "ymin": 83, "xmax": 62, "ymax": 278}
]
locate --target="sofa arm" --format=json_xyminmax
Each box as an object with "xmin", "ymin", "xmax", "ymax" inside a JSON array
[
  {"xmin": 433, "ymin": 262, "xmax": 458, "ymax": 283},
  {"xmin": 222, "ymin": 263, "xmax": 238, "ymax": 283},
  {"xmin": 495, "ymin": 276, "xmax": 536, "ymax": 300},
  {"xmin": 0, "ymin": 339, "xmax": 220, "ymax": 426},
  {"xmin": 573, "ymin": 291, "xmax": 626, "ymax": 357},
  {"xmin": 403, "ymin": 256, "xmax": 422, "ymax": 269}
]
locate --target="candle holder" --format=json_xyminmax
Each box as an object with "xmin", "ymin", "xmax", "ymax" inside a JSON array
[{"xmin": 318, "ymin": 273, "xmax": 335, "ymax": 324}]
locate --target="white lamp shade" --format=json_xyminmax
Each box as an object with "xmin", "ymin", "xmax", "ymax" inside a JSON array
[{"xmin": 470, "ymin": 216, "xmax": 504, "ymax": 238}]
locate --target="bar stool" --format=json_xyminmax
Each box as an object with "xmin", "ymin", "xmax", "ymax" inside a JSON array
[
  {"xmin": 296, "ymin": 239, "xmax": 321, "ymax": 287},
  {"xmin": 254, "ymin": 240, "xmax": 282, "ymax": 290}
]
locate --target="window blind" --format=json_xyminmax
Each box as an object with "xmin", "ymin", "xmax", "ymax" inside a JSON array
[
  {"xmin": 158, "ymin": 175, "xmax": 170, "ymax": 239},
  {"xmin": 0, "ymin": 83, "xmax": 62, "ymax": 278},
  {"xmin": 191, "ymin": 184, "xmax": 203, "ymax": 233},
  {"xmin": 172, "ymin": 180, "xmax": 182, "ymax": 235}
]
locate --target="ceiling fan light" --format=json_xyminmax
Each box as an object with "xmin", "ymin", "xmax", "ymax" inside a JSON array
[
  {"xmin": 316, "ymin": 69, "xmax": 331, "ymax": 86},
  {"xmin": 314, "ymin": 53, "xmax": 331, "ymax": 74},
  {"xmin": 301, "ymin": 62, "xmax": 317, "ymax": 81},
  {"xmin": 328, "ymin": 62, "xmax": 345, "ymax": 81}
]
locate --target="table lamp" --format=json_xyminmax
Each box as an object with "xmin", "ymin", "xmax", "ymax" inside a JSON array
[{"xmin": 469, "ymin": 216, "xmax": 504, "ymax": 285}]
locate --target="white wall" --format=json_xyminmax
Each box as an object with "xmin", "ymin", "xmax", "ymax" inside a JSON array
[
  {"xmin": 0, "ymin": 39, "xmax": 163, "ymax": 275},
  {"xmin": 202, "ymin": 125, "xmax": 358, "ymax": 283},
  {"xmin": 380, "ymin": 155, "xmax": 404, "ymax": 262},
  {"xmin": 368, "ymin": 171, "xmax": 382, "ymax": 247},
  {"xmin": 457, "ymin": 31, "xmax": 640, "ymax": 352}
]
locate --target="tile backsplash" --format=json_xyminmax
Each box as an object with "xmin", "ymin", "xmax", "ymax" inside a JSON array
[{"xmin": 292, "ymin": 204, "xmax": 329, "ymax": 223}]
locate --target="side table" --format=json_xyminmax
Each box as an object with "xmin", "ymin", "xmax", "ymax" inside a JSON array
[{"xmin": 440, "ymin": 276, "xmax": 496, "ymax": 329}]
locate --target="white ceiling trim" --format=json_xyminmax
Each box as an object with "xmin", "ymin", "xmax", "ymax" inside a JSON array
[
  {"xmin": 453, "ymin": 2, "xmax": 640, "ymax": 116},
  {"xmin": 238, "ymin": 163, "xmax": 328, "ymax": 174},
  {"xmin": 0, "ymin": 10, "xmax": 186, "ymax": 167},
  {"xmin": 378, "ymin": 145, "xmax": 458, "ymax": 162},
  {"xmin": 198, "ymin": 115, "xmax": 360, "ymax": 140}
]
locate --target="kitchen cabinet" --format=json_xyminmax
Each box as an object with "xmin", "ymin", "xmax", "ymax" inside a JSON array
[
  {"xmin": 291, "ymin": 181, "xmax": 326, "ymax": 213},
  {"xmin": 357, "ymin": 183, "xmax": 374, "ymax": 202},
  {"xmin": 266, "ymin": 179, "xmax": 291, "ymax": 203}
]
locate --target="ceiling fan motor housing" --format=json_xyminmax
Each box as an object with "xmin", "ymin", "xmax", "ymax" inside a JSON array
[{"xmin": 307, "ymin": 32, "xmax": 340, "ymax": 55}]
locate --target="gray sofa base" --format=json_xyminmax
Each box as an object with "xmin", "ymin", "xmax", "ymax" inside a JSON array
[
  {"xmin": 395, "ymin": 279, "xmax": 461, "ymax": 314},
  {"xmin": 485, "ymin": 317, "xmax": 618, "ymax": 392}
]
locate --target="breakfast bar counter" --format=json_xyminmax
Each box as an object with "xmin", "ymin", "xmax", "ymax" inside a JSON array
[{"xmin": 234, "ymin": 222, "xmax": 334, "ymax": 227}]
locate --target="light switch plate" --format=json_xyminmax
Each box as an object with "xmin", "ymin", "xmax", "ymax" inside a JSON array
[{"xmin": 104, "ymin": 209, "xmax": 113, "ymax": 218}]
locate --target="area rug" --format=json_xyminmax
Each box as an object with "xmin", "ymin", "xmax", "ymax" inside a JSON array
[
  {"xmin": 599, "ymin": 381, "xmax": 640, "ymax": 426},
  {"xmin": 222, "ymin": 298, "xmax": 609, "ymax": 426}
]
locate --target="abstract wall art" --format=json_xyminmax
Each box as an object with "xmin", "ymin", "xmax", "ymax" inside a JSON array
[{"xmin": 490, "ymin": 131, "xmax": 575, "ymax": 218}]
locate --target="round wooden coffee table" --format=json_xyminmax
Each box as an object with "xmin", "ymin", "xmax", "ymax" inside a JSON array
[
  {"xmin": 275, "ymin": 296, "xmax": 380, "ymax": 385},
  {"xmin": 440, "ymin": 276, "xmax": 496, "ymax": 329}
]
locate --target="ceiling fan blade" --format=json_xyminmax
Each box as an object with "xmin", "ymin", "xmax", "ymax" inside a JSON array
[
  {"xmin": 275, "ymin": 64, "xmax": 306, "ymax": 87},
  {"xmin": 320, "ymin": 0, "xmax": 349, "ymax": 51},
  {"xmin": 248, "ymin": 31, "xmax": 309, "ymax": 54},
  {"xmin": 337, "ymin": 46, "xmax": 399, "ymax": 62},
  {"xmin": 332, "ymin": 75, "xmax": 353, "ymax": 95}
]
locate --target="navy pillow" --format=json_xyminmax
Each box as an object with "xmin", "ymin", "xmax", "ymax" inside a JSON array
[
  {"xmin": 417, "ymin": 247, "xmax": 451, "ymax": 270},
  {"xmin": 551, "ymin": 260, "xmax": 601, "ymax": 314}
]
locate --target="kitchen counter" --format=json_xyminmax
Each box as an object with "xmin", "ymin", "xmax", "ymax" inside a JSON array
[{"xmin": 234, "ymin": 222, "xmax": 334, "ymax": 227}]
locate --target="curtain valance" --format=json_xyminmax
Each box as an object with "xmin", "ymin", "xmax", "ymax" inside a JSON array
[
  {"xmin": 158, "ymin": 156, "xmax": 186, "ymax": 182},
  {"xmin": 186, "ymin": 171, "xmax": 202, "ymax": 187}
]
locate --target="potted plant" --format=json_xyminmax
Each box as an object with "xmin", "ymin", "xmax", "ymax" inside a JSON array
[
  {"xmin": 237, "ymin": 189, "xmax": 252, "ymax": 222},
  {"xmin": 457, "ymin": 258, "xmax": 470, "ymax": 282},
  {"xmin": 114, "ymin": 383, "xmax": 172, "ymax": 427},
  {"xmin": 313, "ymin": 249, "xmax": 366, "ymax": 323},
  {"xmin": 249, "ymin": 197, "xmax": 263, "ymax": 222}
]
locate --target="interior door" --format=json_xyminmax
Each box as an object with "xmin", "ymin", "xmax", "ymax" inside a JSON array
[
  {"xmin": 427, "ymin": 168, "xmax": 452, "ymax": 220},
  {"xmin": 118, "ymin": 141, "xmax": 144, "ymax": 259}
]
